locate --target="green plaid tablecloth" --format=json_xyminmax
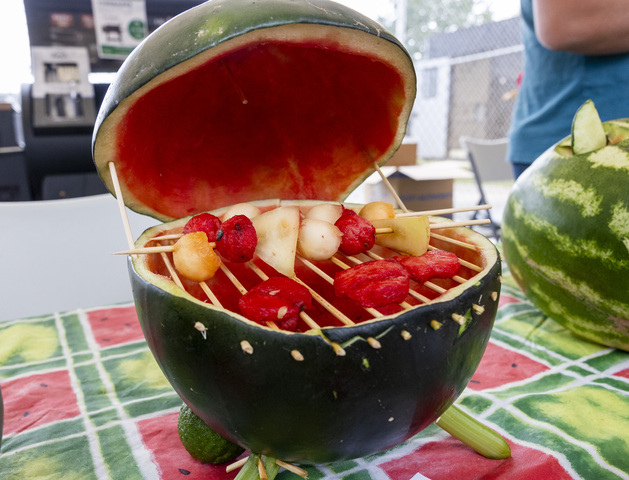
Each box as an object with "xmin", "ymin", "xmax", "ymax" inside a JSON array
[{"xmin": 1, "ymin": 266, "xmax": 628, "ymax": 480}]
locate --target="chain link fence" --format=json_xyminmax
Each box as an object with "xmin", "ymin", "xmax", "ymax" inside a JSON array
[{"xmin": 407, "ymin": 16, "xmax": 523, "ymax": 160}]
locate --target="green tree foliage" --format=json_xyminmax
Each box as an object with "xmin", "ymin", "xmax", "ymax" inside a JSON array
[{"xmin": 382, "ymin": 0, "xmax": 494, "ymax": 59}]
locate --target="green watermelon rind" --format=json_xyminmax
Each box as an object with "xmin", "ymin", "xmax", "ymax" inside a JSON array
[{"xmin": 502, "ymin": 135, "xmax": 629, "ymax": 351}]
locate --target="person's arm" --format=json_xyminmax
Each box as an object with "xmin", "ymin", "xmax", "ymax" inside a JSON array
[{"xmin": 533, "ymin": 0, "xmax": 629, "ymax": 55}]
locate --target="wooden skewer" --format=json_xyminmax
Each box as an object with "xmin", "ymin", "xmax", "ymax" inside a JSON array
[
  {"xmin": 258, "ymin": 457, "xmax": 268, "ymax": 480},
  {"xmin": 373, "ymin": 162, "xmax": 409, "ymax": 213},
  {"xmin": 226, "ymin": 457, "xmax": 248, "ymax": 473},
  {"xmin": 160, "ymin": 252, "xmax": 185, "ymax": 290},
  {"xmin": 430, "ymin": 232, "xmax": 478, "ymax": 251},
  {"xmin": 113, "ymin": 242, "xmax": 216, "ymax": 255},
  {"xmin": 150, "ymin": 233, "xmax": 184, "ymax": 241},
  {"xmin": 376, "ymin": 218, "xmax": 491, "ymax": 235},
  {"xmin": 116, "ymin": 218, "xmax": 489, "ymax": 253},
  {"xmin": 396, "ymin": 204, "xmax": 492, "ymax": 218},
  {"xmin": 430, "ymin": 219, "xmax": 491, "ymax": 230},
  {"xmin": 113, "ymin": 245, "xmax": 175, "ymax": 255},
  {"xmin": 199, "ymin": 281, "xmax": 222, "ymax": 307},
  {"xmin": 109, "ymin": 162, "xmax": 135, "ymax": 250},
  {"xmin": 275, "ymin": 460, "xmax": 308, "ymax": 478}
]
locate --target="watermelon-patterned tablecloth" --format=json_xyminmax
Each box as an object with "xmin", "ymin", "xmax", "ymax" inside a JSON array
[{"xmin": 1, "ymin": 265, "xmax": 628, "ymax": 480}]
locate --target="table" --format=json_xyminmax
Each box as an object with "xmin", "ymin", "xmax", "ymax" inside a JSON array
[{"xmin": 1, "ymin": 264, "xmax": 628, "ymax": 480}]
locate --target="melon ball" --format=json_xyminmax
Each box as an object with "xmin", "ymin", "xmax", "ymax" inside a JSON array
[
  {"xmin": 305, "ymin": 203, "xmax": 343, "ymax": 224},
  {"xmin": 297, "ymin": 218, "xmax": 343, "ymax": 261},
  {"xmin": 359, "ymin": 201, "xmax": 395, "ymax": 222},
  {"xmin": 173, "ymin": 232, "xmax": 221, "ymax": 282},
  {"xmin": 222, "ymin": 203, "xmax": 261, "ymax": 221}
]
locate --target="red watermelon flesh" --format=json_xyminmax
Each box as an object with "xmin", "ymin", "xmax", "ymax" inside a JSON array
[{"xmin": 113, "ymin": 41, "xmax": 406, "ymax": 220}]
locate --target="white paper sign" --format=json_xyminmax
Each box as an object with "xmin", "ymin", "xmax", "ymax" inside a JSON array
[
  {"xmin": 91, "ymin": 0, "xmax": 148, "ymax": 60},
  {"xmin": 31, "ymin": 46, "xmax": 94, "ymax": 98}
]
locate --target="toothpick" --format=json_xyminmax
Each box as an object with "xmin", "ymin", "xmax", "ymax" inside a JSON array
[
  {"xmin": 199, "ymin": 281, "xmax": 222, "ymax": 307},
  {"xmin": 258, "ymin": 456, "xmax": 268, "ymax": 480},
  {"xmin": 396, "ymin": 204, "xmax": 492, "ymax": 218},
  {"xmin": 430, "ymin": 219, "xmax": 491, "ymax": 230},
  {"xmin": 113, "ymin": 242, "xmax": 215, "ymax": 255},
  {"xmin": 150, "ymin": 233, "xmax": 183, "ymax": 241},
  {"xmin": 373, "ymin": 162, "xmax": 409, "ymax": 213},
  {"xmin": 373, "ymin": 218, "xmax": 490, "ymax": 236},
  {"xmin": 276, "ymin": 460, "xmax": 308, "ymax": 478},
  {"xmin": 113, "ymin": 245, "xmax": 175, "ymax": 255},
  {"xmin": 160, "ymin": 252, "xmax": 185, "ymax": 289},
  {"xmin": 108, "ymin": 162, "xmax": 135, "ymax": 249},
  {"xmin": 429, "ymin": 232, "xmax": 478, "ymax": 251},
  {"xmin": 226, "ymin": 457, "xmax": 248, "ymax": 473}
]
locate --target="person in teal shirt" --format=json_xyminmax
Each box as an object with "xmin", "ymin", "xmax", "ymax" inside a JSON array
[{"xmin": 507, "ymin": 0, "xmax": 629, "ymax": 178}]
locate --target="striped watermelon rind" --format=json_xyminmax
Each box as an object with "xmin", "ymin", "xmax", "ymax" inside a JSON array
[{"xmin": 502, "ymin": 125, "xmax": 629, "ymax": 351}]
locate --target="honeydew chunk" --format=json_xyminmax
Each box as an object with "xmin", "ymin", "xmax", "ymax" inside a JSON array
[
  {"xmin": 372, "ymin": 216, "xmax": 430, "ymax": 256},
  {"xmin": 571, "ymin": 100, "xmax": 607, "ymax": 155},
  {"xmin": 252, "ymin": 206, "xmax": 300, "ymax": 277}
]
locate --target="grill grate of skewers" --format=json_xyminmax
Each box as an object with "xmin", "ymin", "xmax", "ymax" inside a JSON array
[{"xmin": 113, "ymin": 162, "xmax": 493, "ymax": 347}]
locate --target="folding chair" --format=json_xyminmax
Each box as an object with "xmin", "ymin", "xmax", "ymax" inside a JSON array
[
  {"xmin": 0, "ymin": 194, "xmax": 156, "ymax": 321},
  {"xmin": 459, "ymin": 136, "xmax": 514, "ymax": 240}
]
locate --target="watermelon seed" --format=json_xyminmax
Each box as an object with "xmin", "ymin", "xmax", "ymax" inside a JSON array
[
  {"xmin": 331, "ymin": 342, "xmax": 346, "ymax": 356},
  {"xmin": 430, "ymin": 320, "xmax": 442, "ymax": 330},
  {"xmin": 240, "ymin": 340, "xmax": 254, "ymax": 354},
  {"xmin": 277, "ymin": 306, "xmax": 288, "ymax": 320},
  {"xmin": 472, "ymin": 304, "xmax": 485, "ymax": 315},
  {"xmin": 290, "ymin": 350, "xmax": 304, "ymax": 361},
  {"xmin": 194, "ymin": 322, "xmax": 208, "ymax": 340}
]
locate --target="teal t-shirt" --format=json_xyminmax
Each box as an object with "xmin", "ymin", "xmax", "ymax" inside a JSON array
[{"xmin": 507, "ymin": 0, "xmax": 629, "ymax": 165}]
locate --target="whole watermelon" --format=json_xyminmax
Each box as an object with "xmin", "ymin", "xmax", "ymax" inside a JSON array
[
  {"xmin": 0, "ymin": 384, "xmax": 3, "ymax": 451},
  {"xmin": 92, "ymin": 0, "xmax": 506, "ymax": 466},
  {"xmin": 502, "ymin": 101, "xmax": 629, "ymax": 351}
]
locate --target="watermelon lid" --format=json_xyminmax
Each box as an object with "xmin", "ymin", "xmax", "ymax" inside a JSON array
[{"xmin": 92, "ymin": 0, "xmax": 417, "ymax": 221}]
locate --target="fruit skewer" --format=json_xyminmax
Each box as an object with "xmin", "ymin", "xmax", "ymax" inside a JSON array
[{"xmin": 113, "ymin": 216, "xmax": 490, "ymax": 256}]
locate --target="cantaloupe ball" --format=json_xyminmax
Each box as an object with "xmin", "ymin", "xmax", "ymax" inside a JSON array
[
  {"xmin": 359, "ymin": 201, "xmax": 395, "ymax": 222},
  {"xmin": 305, "ymin": 203, "xmax": 343, "ymax": 224},
  {"xmin": 297, "ymin": 218, "xmax": 343, "ymax": 261},
  {"xmin": 173, "ymin": 232, "xmax": 221, "ymax": 282},
  {"xmin": 222, "ymin": 203, "xmax": 261, "ymax": 221}
]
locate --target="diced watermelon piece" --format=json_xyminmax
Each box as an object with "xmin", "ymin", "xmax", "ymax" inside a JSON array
[
  {"xmin": 238, "ymin": 277, "xmax": 312, "ymax": 330},
  {"xmin": 393, "ymin": 250, "xmax": 460, "ymax": 283},
  {"xmin": 334, "ymin": 260, "xmax": 409, "ymax": 307}
]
